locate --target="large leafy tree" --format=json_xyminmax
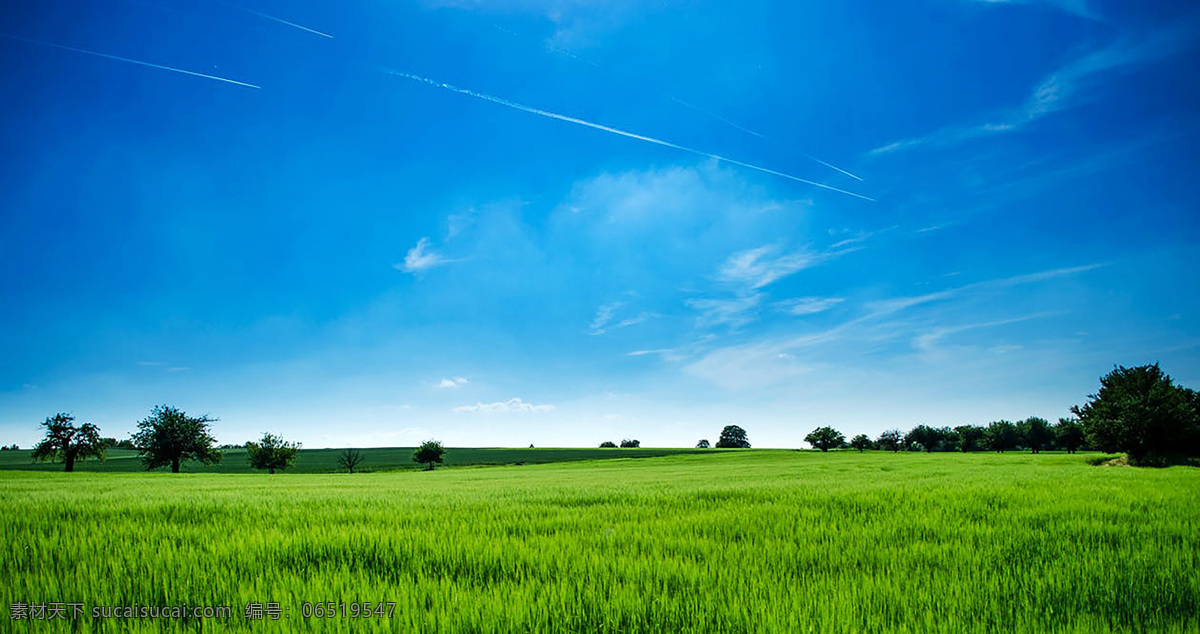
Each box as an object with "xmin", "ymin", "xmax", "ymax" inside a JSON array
[
  {"xmin": 876, "ymin": 429, "xmax": 903, "ymax": 452},
  {"xmin": 246, "ymin": 433, "xmax": 301, "ymax": 474},
  {"xmin": 131, "ymin": 405, "xmax": 221, "ymax": 473},
  {"xmin": 1018, "ymin": 417, "xmax": 1053, "ymax": 454},
  {"xmin": 984, "ymin": 420, "xmax": 1020, "ymax": 453},
  {"xmin": 1054, "ymin": 417, "xmax": 1085, "ymax": 454},
  {"xmin": 904, "ymin": 425, "xmax": 942, "ymax": 452},
  {"xmin": 805, "ymin": 426, "xmax": 844, "ymax": 452},
  {"xmin": 715, "ymin": 425, "xmax": 750, "ymax": 448},
  {"xmin": 32, "ymin": 413, "xmax": 106, "ymax": 472},
  {"xmin": 1071, "ymin": 364, "xmax": 1199, "ymax": 465},
  {"xmin": 954, "ymin": 425, "xmax": 986, "ymax": 452},
  {"xmin": 413, "ymin": 440, "xmax": 446, "ymax": 470},
  {"xmin": 849, "ymin": 434, "xmax": 873, "ymax": 452}
]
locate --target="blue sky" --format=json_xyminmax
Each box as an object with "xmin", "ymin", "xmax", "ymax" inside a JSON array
[{"xmin": 1, "ymin": 0, "xmax": 1197, "ymax": 449}]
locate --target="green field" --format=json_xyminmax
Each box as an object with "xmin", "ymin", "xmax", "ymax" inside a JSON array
[
  {"xmin": 0, "ymin": 446, "xmax": 718, "ymax": 473},
  {"xmin": 2, "ymin": 451, "xmax": 1198, "ymax": 632}
]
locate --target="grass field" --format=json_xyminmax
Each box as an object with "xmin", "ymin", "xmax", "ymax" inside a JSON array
[
  {"xmin": 2, "ymin": 451, "xmax": 1198, "ymax": 632},
  {"xmin": 0, "ymin": 446, "xmax": 718, "ymax": 473}
]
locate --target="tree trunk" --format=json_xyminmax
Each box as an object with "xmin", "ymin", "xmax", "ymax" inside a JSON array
[
  {"xmin": 65, "ymin": 453, "xmax": 75, "ymax": 472},
  {"xmin": 269, "ymin": 468, "xmax": 275, "ymax": 474},
  {"xmin": 171, "ymin": 458, "xmax": 180, "ymax": 473}
]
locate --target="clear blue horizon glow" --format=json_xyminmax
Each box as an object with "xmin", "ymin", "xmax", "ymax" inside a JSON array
[{"xmin": 1, "ymin": 0, "xmax": 1198, "ymax": 449}]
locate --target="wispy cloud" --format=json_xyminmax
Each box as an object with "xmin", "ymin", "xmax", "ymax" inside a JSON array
[
  {"xmin": 589, "ymin": 302, "xmax": 656, "ymax": 335},
  {"xmin": 776, "ymin": 297, "xmax": 845, "ymax": 316},
  {"xmin": 869, "ymin": 22, "xmax": 1196, "ymax": 155},
  {"xmin": 687, "ymin": 294, "xmax": 762, "ymax": 329},
  {"xmin": 166, "ymin": 367, "xmax": 191, "ymax": 373},
  {"xmin": 453, "ymin": 398, "xmax": 554, "ymax": 413},
  {"xmin": 867, "ymin": 263, "xmax": 1106, "ymax": 318},
  {"xmin": 437, "ymin": 377, "xmax": 469, "ymax": 388},
  {"xmin": 717, "ymin": 245, "xmax": 824, "ymax": 289},
  {"xmin": 395, "ymin": 237, "xmax": 460, "ymax": 274},
  {"xmin": 912, "ymin": 312, "xmax": 1058, "ymax": 354},
  {"xmin": 968, "ymin": 0, "xmax": 1096, "ymax": 20}
]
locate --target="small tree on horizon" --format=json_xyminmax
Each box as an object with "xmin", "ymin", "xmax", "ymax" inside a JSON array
[
  {"xmin": 338, "ymin": 448, "xmax": 365, "ymax": 473},
  {"xmin": 805, "ymin": 427, "xmax": 845, "ymax": 452},
  {"xmin": 599, "ymin": 441, "xmax": 617, "ymax": 448},
  {"xmin": 696, "ymin": 439, "xmax": 711, "ymax": 449},
  {"xmin": 877, "ymin": 429, "xmax": 903, "ymax": 452},
  {"xmin": 131, "ymin": 405, "xmax": 221, "ymax": 473},
  {"xmin": 716, "ymin": 425, "xmax": 751, "ymax": 448},
  {"xmin": 32, "ymin": 413, "xmax": 106, "ymax": 472},
  {"xmin": 849, "ymin": 434, "xmax": 873, "ymax": 452},
  {"xmin": 413, "ymin": 440, "xmax": 446, "ymax": 470},
  {"xmin": 619, "ymin": 439, "xmax": 641, "ymax": 448},
  {"xmin": 246, "ymin": 433, "xmax": 301, "ymax": 474}
]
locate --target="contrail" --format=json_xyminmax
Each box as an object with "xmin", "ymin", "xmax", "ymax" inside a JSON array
[
  {"xmin": 669, "ymin": 96, "xmax": 864, "ymax": 182},
  {"xmin": 217, "ymin": 1, "xmax": 333, "ymax": 39},
  {"xmin": 0, "ymin": 33, "xmax": 260, "ymax": 89},
  {"xmin": 382, "ymin": 68, "xmax": 874, "ymax": 202}
]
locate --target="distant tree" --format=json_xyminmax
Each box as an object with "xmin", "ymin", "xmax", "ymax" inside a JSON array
[
  {"xmin": 413, "ymin": 440, "xmax": 446, "ymax": 470},
  {"xmin": 529, "ymin": 444, "xmax": 535, "ymax": 448},
  {"xmin": 1018, "ymin": 416, "xmax": 1053, "ymax": 454},
  {"xmin": 619, "ymin": 439, "xmax": 641, "ymax": 448},
  {"xmin": 131, "ymin": 405, "xmax": 221, "ymax": 473},
  {"xmin": 904, "ymin": 425, "xmax": 946, "ymax": 452},
  {"xmin": 337, "ymin": 448, "xmax": 365, "ymax": 473},
  {"xmin": 112, "ymin": 439, "xmax": 136, "ymax": 450},
  {"xmin": 246, "ymin": 433, "xmax": 301, "ymax": 474},
  {"xmin": 983, "ymin": 420, "xmax": 1020, "ymax": 453},
  {"xmin": 954, "ymin": 425, "xmax": 986, "ymax": 452},
  {"xmin": 599, "ymin": 441, "xmax": 618, "ymax": 448},
  {"xmin": 849, "ymin": 434, "xmax": 873, "ymax": 452},
  {"xmin": 1054, "ymin": 417, "xmax": 1085, "ymax": 454},
  {"xmin": 100, "ymin": 437, "xmax": 118, "ymax": 449},
  {"xmin": 696, "ymin": 439, "xmax": 711, "ymax": 449},
  {"xmin": 877, "ymin": 429, "xmax": 903, "ymax": 453},
  {"xmin": 32, "ymin": 413, "xmax": 106, "ymax": 472},
  {"xmin": 805, "ymin": 426, "xmax": 844, "ymax": 452},
  {"xmin": 715, "ymin": 425, "xmax": 751, "ymax": 449},
  {"xmin": 1072, "ymin": 363, "xmax": 1200, "ymax": 465}
]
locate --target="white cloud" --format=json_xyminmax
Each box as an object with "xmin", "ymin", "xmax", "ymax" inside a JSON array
[
  {"xmin": 166, "ymin": 367, "xmax": 192, "ymax": 373},
  {"xmin": 437, "ymin": 377, "xmax": 469, "ymax": 388},
  {"xmin": 395, "ymin": 237, "xmax": 460, "ymax": 274},
  {"xmin": 589, "ymin": 302, "xmax": 656, "ymax": 335},
  {"xmin": 869, "ymin": 23, "xmax": 1196, "ymax": 155},
  {"xmin": 717, "ymin": 245, "xmax": 823, "ymax": 289},
  {"xmin": 776, "ymin": 297, "xmax": 844, "ymax": 316},
  {"xmin": 454, "ymin": 398, "xmax": 555, "ymax": 413},
  {"xmin": 686, "ymin": 294, "xmax": 762, "ymax": 329}
]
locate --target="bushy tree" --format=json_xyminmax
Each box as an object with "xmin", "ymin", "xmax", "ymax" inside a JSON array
[
  {"xmin": 849, "ymin": 434, "xmax": 873, "ymax": 452},
  {"xmin": 805, "ymin": 426, "xmax": 844, "ymax": 452},
  {"xmin": 696, "ymin": 439, "xmax": 710, "ymax": 449},
  {"xmin": 131, "ymin": 405, "xmax": 221, "ymax": 473},
  {"xmin": 338, "ymin": 448, "xmax": 365, "ymax": 473},
  {"xmin": 413, "ymin": 440, "xmax": 446, "ymax": 470},
  {"xmin": 1054, "ymin": 418, "xmax": 1085, "ymax": 454},
  {"xmin": 246, "ymin": 433, "xmax": 301, "ymax": 474},
  {"xmin": 715, "ymin": 425, "xmax": 750, "ymax": 448},
  {"xmin": 1072, "ymin": 364, "xmax": 1200, "ymax": 465},
  {"xmin": 984, "ymin": 420, "xmax": 1019, "ymax": 453},
  {"xmin": 599, "ymin": 441, "xmax": 617, "ymax": 448},
  {"xmin": 619, "ymin": 439, "xmax": 641, "ymax": 448},
  {"xmin": 877, "ymin": 429, "xmax": 903, "ymax": 452},
  {"xmin": 905, "ymin": 425, "xmax": 954, "ymax": 452},
  {"xmin": 1018, "ymin": 416, "xmax": 1053, "ymax": 454},
  {"xmin": 954, "ymin": 425, "xmax": 985, "ymax": 452},
  {"xmin": 32, "ymin": 413, "xmax": 105, "ymax": 472}
]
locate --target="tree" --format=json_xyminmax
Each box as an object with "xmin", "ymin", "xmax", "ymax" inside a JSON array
[
  {"xmin": 1072, "ymin": 363, "xmax": 1200, "ymax": 465},
  {"xmin": 32, "ymin": 413, "xmax": 105, "ymax": 472},
  {"xmin": 413, "ymin": 440, "xmax": 446, "ymax": 470},
  {"xmin": 1054, "ymin": 417, "xmax": 1085, "ymax": 454},
  {"xmin": 599, "ymin": 441, "xmax": 617, "ymax": 448},
  {"xmin": 619, "ymin": 439, "xmax": 640, "ymax": 448},
  {"xmin": 696, "ymin": 439, "xmax": 711, "ymax": 449},
  {"xmin": 1018, "ymin": 416, "xmax": 1053, "ymax": 454},
  {"xmin": 954, "ymin": 425, "xmax": 985, "ymax": 452},
  {"xmin": 131, "ymin": 405, "xmax": 221, "ymax": 473},
  {"xmin": 904, "ymin": 425, "xmax": 941, "ymax": 452},
  {"xmin": 338, "ymin": 448, "xmax": 365, "ymax": 473},
  {"xmin": 805, "ymin": 426, "xmax": 844, "ymax": 452},
  {"xmin": 849, "ymin": 434, "xmax": 873, "ymax": 452},
  {"xmin": 983, "ymin": 420, "xmax": 1019, "ymax": 453},
  {"xmin": 246, "ymin": 433, "xmax": 301, "ymax": 474},
  {"xmin": 715, "ymin": 425, "xmax": 750, "ymax": 448},
  {"xmin": 877, "ymin": 429, "xmax": 903, "ymax": 452}
]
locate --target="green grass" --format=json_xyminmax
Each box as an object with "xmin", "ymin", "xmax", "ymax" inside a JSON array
[
  {"xmin": 0, "ymin": 446, "xmax": 718, "ymax": 473},
  {"xmin": 2, "ymin": 451, "xmax": 1198, "ymax": 632}
]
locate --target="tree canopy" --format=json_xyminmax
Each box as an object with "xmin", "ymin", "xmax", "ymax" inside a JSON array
[
  {"xmin": 130, "ymin": 405, "xmax": 221, "ymax": 473},
  {"xmin": 599, "ymin": 441, "xmax": 617, "ymax": 448},
  {"xmin": 619, "ymin": 439, "xmax": 641, "ymax": 448},
  {"xmin": 805, "ymin": 426, "xmax": 844, "ymax": 452},
  {"xmin": 984, "ymin": 420, "xmax": 1019, "ymax": 453},
  {"xmin": 32, "ymin": 413, "xmax": 106, "ymax": 472},
  {"xmin": 1019, "ymin": 417, "xmax": 1053, "ymax": 454},
  {"xmin": 877, "ymin": 429, "xmax": 903, "ymax": 452},
  {"xmin": 696, "ymin": 439, "xmax": 711, "ymax": 449},
  {"xmin": 715, "ymin": 425, "xmax": 750, "ymax": 448},
  {"xmin": 246, "ymin": 433, "xmax": 301, "ymax": 474},
  {"xmin": 1072, "ymin": 363, "xmax": 1199, "ymax": 465},
  {"xmin": 338, "ymin": 448, "xmax": 365, "ymax": 473},
  {"xmin": 849, "ymin": 434, "xmax": 873, "ymax": 452},
  {"xmin": 413, "ymin": 440, "xmax": 446, "ymax": 470}
]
